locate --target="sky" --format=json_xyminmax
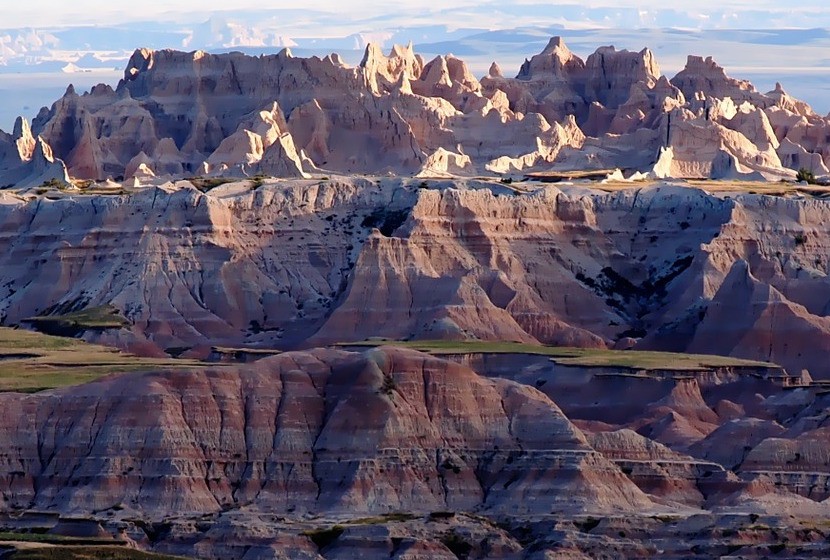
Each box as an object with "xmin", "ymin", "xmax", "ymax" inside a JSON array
[
  {"xmin": 6, "ymin": 0, "xmax": 830, "ymax": 28},
  {"xmin": 3, "ymin": 0, "xmax": 830, "ymax": 128}
]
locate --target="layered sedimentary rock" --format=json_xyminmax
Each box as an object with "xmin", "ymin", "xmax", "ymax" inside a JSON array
[
  {"xmin": 0, "ymin": 347, "xmax": 651, "ymax": 517},
  {"xmin": 1, "ymin": 179, "xmax": 829, "ymax": 379},
  {"xmin": 3, "ymin": 346, "xmax": 830, "ymax": 558},
  {"xmin": 1, "ymin": 38, "xmax": 829, "ymax": 182},
  {"xmin": 0, "ymin": 117, "xmax": 71, "ymax": 190}
]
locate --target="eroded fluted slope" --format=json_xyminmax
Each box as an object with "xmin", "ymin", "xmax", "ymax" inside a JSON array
[
  {"xmin": 3, "ymin": 37, "xmax": 830, "ymax": 183},
  {"xmin": 0, "ymin": 347, "xmax": 651, "ymax": 517},
  {"xmin": 1, "ymin": 179, "xmax": 829, "ymax": 377}
]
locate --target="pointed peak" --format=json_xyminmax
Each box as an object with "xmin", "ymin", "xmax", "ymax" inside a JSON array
[
  {"xmin": 542, "ymin": 36, "xmax": 568, "ymax": 55},
  {"xmin": 390, "ymin": 42, "xmax": 414, "ymax": 58},
  {"xmin": 655, "ymin": 75, "xmax": 672, "ymax": 87},
  {"xmin": 360, "ymin": 43, "xmax": 384, "ymax": 68},
  {"xmin": 125, "ymin": 48, "xmax": 154, "ymax": 81},
  {"xmin": 277, "ymin": 47, "xmax": 293, "ymax": 59},
  {"xmin": 64, "ymin": 84, "xmax": 77, "ymax": 97},
  {"xmin": 90, "ymin": 83, "xmax": 114, "ymax": 96},
  {"xmin": 395, "ymin": 71, "xmax": 412, "ymax": 95},
  {"xmin": 33, "ymin": 135, "xmax": 55, "ymax": 163},
  {"xmin": 488, "ymin": 61, "xmax": 503, "ymax": 78},
  {"xmin": 12, "ymin": 116, "xmax": 30, "ymax": 139}
]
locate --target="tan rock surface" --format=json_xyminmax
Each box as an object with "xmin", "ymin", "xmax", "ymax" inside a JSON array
[
  {"xmin": 1, "ymin": 38, "xmax": 827, "ymax": 182},
  {"xmin": 0, "ymin": 347, "xmax": 652, "ymax": 517},
  {"xmin": 0, "ymin": 179, "xmax": 828, "ymax": 380}
]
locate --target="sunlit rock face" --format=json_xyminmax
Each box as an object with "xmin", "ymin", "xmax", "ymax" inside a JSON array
[
  {"xmin": 1, "ymin": 178, "xmax": 829, "ymax": 382},
  {"xmin": 1, "ymin": 38, "xmax": 828, "ymax": 183}
]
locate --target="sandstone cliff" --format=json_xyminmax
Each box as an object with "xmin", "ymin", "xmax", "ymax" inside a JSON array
[
  {"xmin": 0, "ymin": 347, "xmax": 652, "ymax": 517},
  {"xmin": 2, "ymin": 346, "xmax": 830, "ymax": 558},
  {"xmin": 1, "ymin": 178, "xmax": 828, "ymax": 379},
  {"xmin": 1, "ymin": 38, "xmax": 829, "ymax": 182}
]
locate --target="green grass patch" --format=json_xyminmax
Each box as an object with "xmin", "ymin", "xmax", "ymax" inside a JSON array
[
  {"xmin": 0, "ymin": 327, "xmax": 217, "ymax": 393},
  {"xmin": 24, "ymin": 305, "xmax": 129, "ymax": 335},
  {"xmin": 0, "ymin": 328, "xmax": 76, "ymax": 352},
  {"xmin": 346, "ymin": 512, "xmax": 418, "ymax": 525},
  {"xmin": 186, "ymin": 177, "xmax": 236, "ymax": 192},
  {"xmin": 0, "ymin": 545, "xmax": 189, "ymax": 560},
  {"xmin": 0, "ymin": 532, "xmax": 110, "ymax": 544},
  {"xmin": 339, "ymin": 340, "xmax": 777, "ymax": 371},
  {"xmin": 210, "ymin": 346, "xmax": 282, "ymax": 356}
]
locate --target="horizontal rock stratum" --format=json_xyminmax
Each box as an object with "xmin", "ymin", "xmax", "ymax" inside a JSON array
[
  {"xmin": 0, "ymin": 347, "xmax": 648, "ymax": 517},
  {"xmin": 1, "ymin": 37, "xmax": 830, "ymax": 186},
  {"xmin": 2, "ymin": 346, "xmax": 830, "ymax": 558},
  {"xmin": 1, "ymin": 35, "xmax": 830, "ymax": 560},
  {"xmin": 1, "ymin": 178, "xmax": 828, "ymax": 379}
]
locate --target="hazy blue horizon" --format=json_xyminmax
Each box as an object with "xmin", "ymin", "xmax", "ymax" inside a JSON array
[
  {"xmin": 3, "ymin": 4, "xmax": 830, "ymax": 131},
  {"xmin": 7, "ymin": 1, "xmax": 830, "ymax": 29}
]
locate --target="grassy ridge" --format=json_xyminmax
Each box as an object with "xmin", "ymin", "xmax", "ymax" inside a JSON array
[
  {"xmin": 0, "ymin": 546, "xmax": 189, "ymax": 560},
  {"xmin": 0, "ymin": 327, "xmax": 211, "ymax": 393},
  {"xmin": 23, "ymin": 305, "xmax": 130, "ymax": 335},
  {"xmin": 340, "ymin": 339, "xmax": 777, "ymax": 371}
]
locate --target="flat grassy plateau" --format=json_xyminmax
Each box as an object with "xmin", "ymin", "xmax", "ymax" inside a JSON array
[
  {"xmin": 0, "ymin": 327, "xmax": 208, "ymax": 393},
  {"xmin": 341, "ymin": 339, "xmax": 777, "ymax": 371}
]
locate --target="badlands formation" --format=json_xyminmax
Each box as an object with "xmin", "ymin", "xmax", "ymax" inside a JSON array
[
  {"xmin": 1, "ymin": 38, "xmax": 830, "ymax": 559},
  {"xmin": 0, "ymin": 37, "xmax": 829, "ymax": 183}
]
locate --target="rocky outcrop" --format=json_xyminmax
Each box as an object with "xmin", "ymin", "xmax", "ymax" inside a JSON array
[
  {"xmin": 2, "ymin": 344, "xmax": 830, "ymax": 558},
  {"xmin": 0, "ymin": 117, "xmax": 70, "ymax": 190},
  {"xmin": 0, "ymin": 179, "xmax": 829, "ymax": 380},
  {"xmin": 671, "ymin": 56, "xmax": 765, "ymax": 107},
  {"xmin": 205, "ymin": 102, "xmax": 308, "ymax": 178},
  {"xmin": 1, "ymin": 38, "xmax": 828, "ymax": 183},
  {"xmin": 0, "ymin": 347, "xmax": 651, "ymax": 517}
]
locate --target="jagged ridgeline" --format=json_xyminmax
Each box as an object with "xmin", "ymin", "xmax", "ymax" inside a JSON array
[
  {"xmin": 3, "ymin": 37, "xmax": 830, "ymax": 560},
  {"xmin": 0, "ymin": 37, "xmax": 826, "ymax": 188}
]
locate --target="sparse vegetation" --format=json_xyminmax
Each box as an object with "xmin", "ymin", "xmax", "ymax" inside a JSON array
[
  {"xmin": 525, "ymin": 169, "xmax": 618, "ymax": 182},
  {"xmin": 576, "ymin": 517, "xmax": 602, "ymax": 532},
  {"xmin": 0, "ymin": 530, "xmax": 187, "ymax": 559},
  {"xmin": 380, "ymin": 373, "xmax": 397, "ymax": 395},
  {"xmin": 249, "ymin": 174, "xmax": 268, "ymax": 188},
  {"xmin": 72, "ymin": 179, "xmax": 94, "ymax": 189},
  {"xmin": 346, "ymin": 512, "xmax": 418, "ymax": 525},
  {"xmin": 0, "ymin": 327, "xmax": 224, "ymax": 392},
  {"xmin": 0, "ymin": 532, "xmax": 111, "ymax": 544},
  {"xmin": 36, "ymin": 178, "xmax": 68, "ymax": 192},
  {"xmin": 361, "ymin": 208, "xmax": 410, "ymax": 236},
  {"xmin": 0, "ymin": 546, "xmax": 189, "ymax": 560},
  {"xmin": 339, "ymin": 339, "xmax": 777, "ymax": 371},
  {"xmin": 24, "ymin": 305, "xmax": 129, "ymax": 336},
  {"xmin": 186, "ymin": 176, "xmax": 236, "ymax": 192},
  {"xmin": 440, "ymin": 458, "xmax": 462, "ymax": 474},
  {"xmin": 440, "ymin": 530, "xmax": 473, "ymax": 559},
  {"xmin": 797, "ymin": 168, "xmax": 817, "ymax": 184}
]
